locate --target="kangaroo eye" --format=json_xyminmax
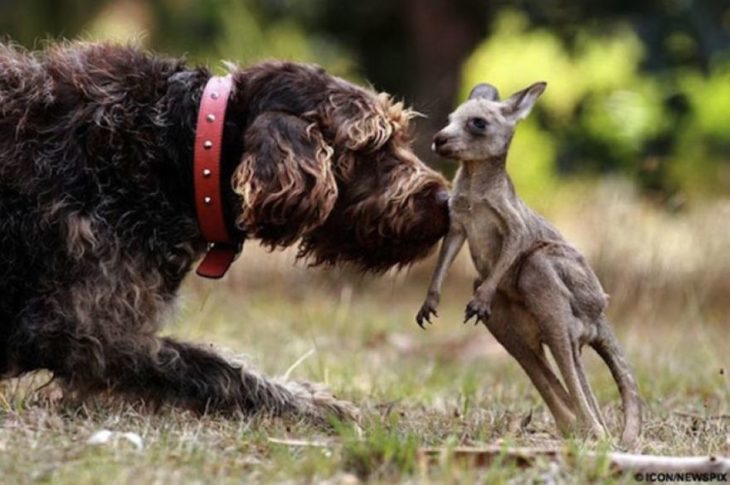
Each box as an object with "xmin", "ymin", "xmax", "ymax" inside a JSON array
[{"xmin": 468, "ymin": 117, "xmax": 488, "ymax": 132}]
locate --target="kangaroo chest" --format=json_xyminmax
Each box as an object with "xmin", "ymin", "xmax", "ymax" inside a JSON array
[{"xmin": 450, "ymin": 180, "xmax": 505, "ymax": 277}]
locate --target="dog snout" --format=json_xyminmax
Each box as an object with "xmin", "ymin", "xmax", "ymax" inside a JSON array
[{"xmin": 435, "ymin": 188, "xmax": 449, "ymax": 206}]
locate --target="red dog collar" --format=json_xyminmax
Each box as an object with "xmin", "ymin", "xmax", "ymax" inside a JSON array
[{"xmin": 193, "ymin": 75, "xmax": 241, "ymax": 279}]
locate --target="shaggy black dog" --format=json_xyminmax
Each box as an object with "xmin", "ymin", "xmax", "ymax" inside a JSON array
[{"xmin": 0, "ymin": 42, "xmax": 449, "ymax": 420}]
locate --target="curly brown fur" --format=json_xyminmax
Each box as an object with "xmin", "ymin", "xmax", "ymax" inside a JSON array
[
  {"xmin": 0, "ymin": 41, "xmax": 449, "ymax": 422},
  {"xmin": 231, "ymin": 111, "xmax": 338, "ymax": 247},
  {"xmin": 299, "ymin": 106, "xmax": 450, "ymax": 271}
]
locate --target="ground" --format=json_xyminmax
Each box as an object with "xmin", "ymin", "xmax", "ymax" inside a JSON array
[{"xmin": 1, "ymin": 185, "xmax": 728, "ymax": 483}]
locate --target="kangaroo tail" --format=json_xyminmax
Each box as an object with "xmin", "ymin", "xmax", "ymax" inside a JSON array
[{"xmin": 591, "ymin": 319, "xmax": 642, "ymax": 447}]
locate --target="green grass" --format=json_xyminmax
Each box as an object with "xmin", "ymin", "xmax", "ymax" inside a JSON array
[{"xmin": 1, "ymin": 191, "xmax": 729, "ymax": 483}]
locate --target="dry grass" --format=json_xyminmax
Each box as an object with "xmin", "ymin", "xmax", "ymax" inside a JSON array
[{"xmin": 1, "ymin": 183, "xmax": 728, "ymax": 483}]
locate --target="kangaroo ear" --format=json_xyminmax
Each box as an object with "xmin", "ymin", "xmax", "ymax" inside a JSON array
[
  {"xmin": 502, "ymin": 81, "xmax": 547, "ymax": 121},
  {"xmin": 468, "ymin": 83, "xmax": 500, "ymax": 101}
]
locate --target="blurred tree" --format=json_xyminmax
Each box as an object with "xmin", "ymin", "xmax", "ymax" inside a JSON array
[
  {"xmin": 254, "ymin": 0, "xmax": 492, "ymax": 162},
  {"xmin": 461, "ymin": 7, "xmax": 730, "ymax": 203},
  {"xmin": 0, "ymin": 0, "xmax": 109, "ymax": 46},
  {"xmin": 1, "ymin": 0, "xmax": 728, "ymax": 200}
]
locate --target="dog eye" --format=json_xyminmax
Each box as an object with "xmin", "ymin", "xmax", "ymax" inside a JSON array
[{"xmin": 468, "ymin": 117, "xmax": 488, "ymax": 132}]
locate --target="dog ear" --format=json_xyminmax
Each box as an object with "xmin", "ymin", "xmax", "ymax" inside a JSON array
[
  {"xmin": 321, "ymin": 90, "xmax": 396, "ymax": 151},
  {"xmin": 231, "ymin": 111, "xmax": 338, "ymax": 248}
]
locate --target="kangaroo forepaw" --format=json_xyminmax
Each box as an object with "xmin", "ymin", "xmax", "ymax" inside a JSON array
[
  {"xmin": 464, "ymin": 297, "xmax": 492, "ymax": 324},
  {"xmin": 416, "ymin": 294, "xmax": 439, "ymax": 329}
]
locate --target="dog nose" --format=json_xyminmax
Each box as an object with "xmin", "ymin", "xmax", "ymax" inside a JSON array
[
  {"xmin": 432, "ymin": 132, "xmax": 448, "ymax": 150},
  {"xmin": 435, "ymin": 188, "xmax": 449, "ymax": 206}
]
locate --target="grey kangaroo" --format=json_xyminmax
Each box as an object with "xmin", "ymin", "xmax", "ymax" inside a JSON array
[{"xmin": 417, "ymin": 82, "xmax": 641, "ymax": 447}]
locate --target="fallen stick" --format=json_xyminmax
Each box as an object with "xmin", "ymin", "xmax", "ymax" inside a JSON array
[
  {"xmin": 673, "ymin": 412, "xmax": 730, "ymax": 421},
  {"xmin": 267, "ymin": 437, "xmax": 331, "ymax": 448},
  {"xmin": 417, "ymin": 446, "xmax": 730, "ymax": 475},
  {"xmin": 606, "ymin": 452, "xmax": 730, "ymax": 474},
  {"xmin": 268, "ymin": 438, "xmax": 729, "ymax": 475}
]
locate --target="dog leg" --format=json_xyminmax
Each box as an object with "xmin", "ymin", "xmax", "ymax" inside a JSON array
[
  {"xmin": 10, "ymin": 296, "xmax": 357, "ymax": 424},
  {"xmin": 32, "ymin": 333, "xmax": 357, "ymax": 422},
  {"xmin": 121, "ymin": 337, "xmax": 360, "ymax": 423}
]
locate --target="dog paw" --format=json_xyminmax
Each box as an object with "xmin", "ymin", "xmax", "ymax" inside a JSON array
[
  {"xmin": 285, "ymin": 379, "xmax": 361, "ymax": 425},
  {"xmin": 464, "ymin": 297, "xmax": 492, "ymax": 324},
  {"xmin": 416, "ymin": 294, "xmax": 439, "ymax": 329}
]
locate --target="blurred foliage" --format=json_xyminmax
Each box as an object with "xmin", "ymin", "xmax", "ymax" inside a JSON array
[
  {"xmin": 462, "ymin": 9, "xmax": 730, "ymax": 204},
  {"xmin": 1, "ymin": 0, "xmax": 729, "ymax": 204},
  {"xmin": 80, "ymin": 0, "xmax": 356, "ymax": 77}
]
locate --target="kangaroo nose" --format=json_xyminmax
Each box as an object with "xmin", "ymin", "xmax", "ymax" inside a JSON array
[{"xmin": 432, "ymin": 133, "xmax": 448, "ymax": 150}]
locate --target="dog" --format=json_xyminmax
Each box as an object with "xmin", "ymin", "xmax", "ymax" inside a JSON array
[{"xmin": 0, "ymin": 42, "xmax": 449, "ymax": 421}]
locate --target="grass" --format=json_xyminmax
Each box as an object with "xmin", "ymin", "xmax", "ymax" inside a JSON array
[{"xmin": 1, "ymin": 184, "xmax": 728, "ymax": 483}]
